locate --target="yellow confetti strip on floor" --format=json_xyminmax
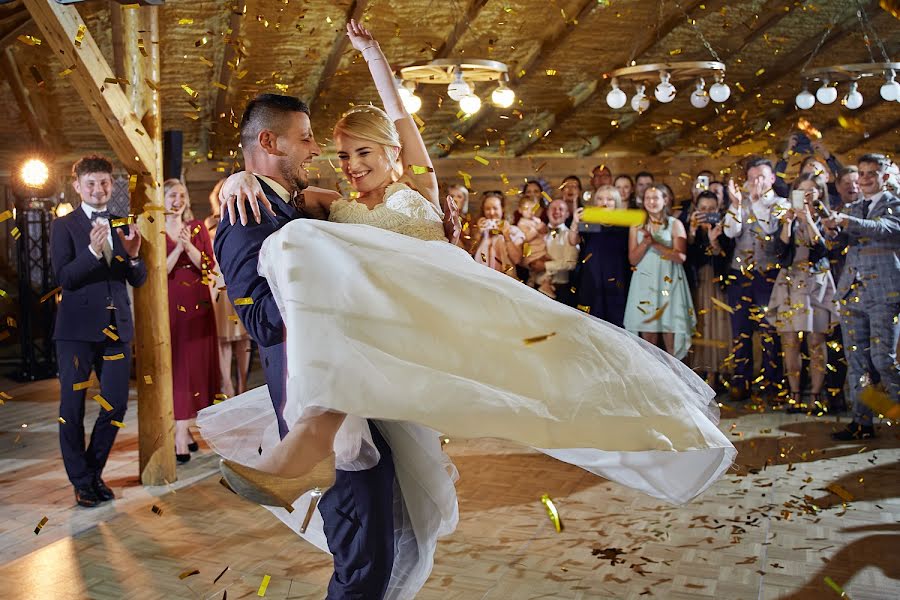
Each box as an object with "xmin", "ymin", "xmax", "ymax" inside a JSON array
[
  {"xmin": 93, "ymin": 394, "xmax": 113, "ymax": 412},
  {"xmin": 823, "ymin": 576, "xmax": 846, "ymax": 597},
  {"xmin": 178, "ymin": 568, "xmax": 199, "ymax": 580},
  {"xmin": 34, "ymin": 516, "xmax": 48, "ymax": 535},
  {"xmin": 103, "ymin": 353, "xmax": 125, "ymax": 361},
  {"xmin": 540, "ymin": 494, "xmax": 563, "ymax": 533},
  {"xmin": 826, "ymin": 483, "xmax": 854, "ymax": 503},
  {"xmin": 523, "ymin": 332, "xmax": 556, "ymax": 346},
  {"xmin": 234, "ymin": 297, "xmax": 254, "ymax": 305},
  {"xmin": 257, "ymin": 574, "xmax": 271, "ymax": 596}
]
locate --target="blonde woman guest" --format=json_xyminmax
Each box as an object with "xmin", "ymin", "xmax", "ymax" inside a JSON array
[
  {"xmin": 624, "ymin": 184, "xmax": 696, "ymax": 359},
  {"xmin": 571, "ymin": 185, "xmax": 632, "ymax": 327},
  {"xmin": 164, "ymin": 179, "xmax": 219, "ymax": 463},
  {"xmin": 206, "ymin": 179, "xmax": 251, "ymax": 399},
  {"xmin": 471, "ymin": 191, "xmax": 524, "ymax": 277},
  {"xmin": 768, "ymin": 173, "xmax": 837, "ymax": 411},
  {"xmin": 686, "ymin": 191, "xmax": 734, "ymax": 388}
]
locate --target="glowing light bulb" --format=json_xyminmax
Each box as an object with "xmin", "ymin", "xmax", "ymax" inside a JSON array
[
  {"xmin": 795, "ymin": 88, "xmax": 816, "ymax": 110},
  {"xmin": 21, "ymin": 158, "xmax": 49, "ymax": 188},
  {"xmin": 709, "ymin": 80, "xmax": 731, "ymax": 103},
  {"xmin": 491, "ymin": 84, "xmax": 515, "ymax": 108},
  {"xmin": 459, "ymin": 94, "xmax": 482, "ymax": 115},
  {"xmin": 879, "ymin": 76, "xmax": 900, "ymax": 102},
  {"xmin": 842, "ymin": 81, "xmax": 863, "ymax": 110},
  {"xmin": 447, "ymin": 70, "xmax": 472, "ymax": 101},
  {"xmin": 816, "ymin": 80, "xmax": 837, "ymax": 104},
  {"xmin": 403, "ymin": 93, "xmax": 422, "ymax": 114},
  {"xmin": 654, "ymin": 71, "xmax": 676, "ymax": 103},
  {"xmin": 606, "ymin": 80, "xmax": 627, "ymax": 109}
]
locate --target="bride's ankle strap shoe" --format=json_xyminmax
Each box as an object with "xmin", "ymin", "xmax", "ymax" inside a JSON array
[{"xmin": 219, "ymin": 455, "xmax": 337, "ymax": 513}]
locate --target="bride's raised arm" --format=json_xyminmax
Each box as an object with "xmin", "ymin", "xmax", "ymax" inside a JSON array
[{"xmin": 347, "ymin": 20, "xmax": 440, "ymax": 207}]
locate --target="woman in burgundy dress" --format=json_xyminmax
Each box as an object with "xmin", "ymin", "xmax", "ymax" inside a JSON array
[{"xmin": 164, "ymin": 179, "xmax": 218, "ymax": 463}]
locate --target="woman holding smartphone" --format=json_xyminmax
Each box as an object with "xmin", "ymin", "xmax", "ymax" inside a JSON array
[{"xmin": 767, "ymin": 173, "xmax": 837, "ymax": 412}]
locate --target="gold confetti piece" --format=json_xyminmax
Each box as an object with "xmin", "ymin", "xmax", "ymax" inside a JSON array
[
  {"xmin": 178, "ymin": 18, "xmax": 194, "ymax": 25},
  {"xmin": 473, "ymin": 155, "xmax": 489, "ymax": 166},
  {"xmin": 58, "ymin": 65, "xmax": 75, "ymax": 78},
  {"xmin": 668, "ymin": 48, "xmax": 682, "ymax": 56},
  {"xmin": 58, "ymin": 417, "xmax": 66, "ymax": 424},
  {"xmin": 93, "ymin": 394, "xmax": 113, "ymax": 412},
  {"xmin": 826, "ymin": 483, "xmax": 854, "ymax": 502},
  {"xmin": 74, "ymin": 24, "xmax": 86, "ymax": 48},
  {"xmin": 257, "ymin": 574, "xmax": 271, "ymax": 596},
  {"xmin": 40, "ymin": 286, "xmax": 62, "ymax": 304},
  {"xmin": 407, "ymin": 165, "xmax": 433, "ymax": 175},
  {"xmin": 0, "ymin": 391, "xmax": 11, "ymax": 400},
  {"xmin": 540, "ymin": 494, "xmax": 563, "ymax": 532},
  {"xmin": 34, "ymin": 516, "xmax": 48, "ymax": 535},
  {"xmin": 179, "ymin": 569, "xmax": 200, "ymax": 580},
  {"xmin": 143, "ymin": 375, "xmax": 153, "ymax": 384},
  {"xmin": 73, "ymin": 380, "xmax": 93, "ymax": 391},
  {"xmin": 541, "ymin": 191, "xmax": 553, "ymax": 204},
  {"xmin": 524, "ymin": 332, "xmax": 556, "ymax": 346},
  {"xmin": 642, "ymin": 301, "xmax": 669, "ymax": 324},
  {"xmin": 0, "ymin": 210, "xmax": 11, "ymax": 222},
  {"xmin": 212, "ymin": 81, "xmax": 227, "ymax": 90},
  {"xmin": 151, "ymin": 504, "xmax": 163, "ymax": 516},
  {"xmin": 234, "ymin": 297, "xmax": 254, "ymax": 305},
  {"xmin": 711, "ymin": 296, "xmax": 734, "ymax": 314},
  {"xmin": 755, "ymin": 68, "xmax": 766, "ymax": 76},
  {"xmin": 111, "ymin": 216, "xmax": 134, "ymax": 227},
  {"xmin": 102, "ymin": 327, "xmax": 120, "ymax": 341},
  {"xmin": 111, "ymin": 420, "xmax": 125, "ymax": 428},
  {"xmin": 824, "ymin": 576, "xmax": 846, "ymax": 596},
  {"xmin": 181, "ymin": 84, "xmax": 199, "ymax": 99},
  {"xmin": 11, "ymin": 227, "xmax": 21, "ymax": 240},
  {"xmin": 17, "ymin": 35, "xmax": 41, "ymax": 46},
  {"xmin": 580, "ymin": 207, "xmax": 646, "ymax": 227}
]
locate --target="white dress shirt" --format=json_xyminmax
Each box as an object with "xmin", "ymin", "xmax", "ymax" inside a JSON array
[{"xmin": 81, "ymin": 202, "xmax": 114, "ymax": 262}]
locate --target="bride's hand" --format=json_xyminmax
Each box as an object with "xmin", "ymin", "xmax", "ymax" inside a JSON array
[
  {"xmin": 220, "ymin": 172, "xmax": 273, "ymax": 226},
  {"xmin": 346, "ymin": 19, "xmax": 377, "ymax": 52}
]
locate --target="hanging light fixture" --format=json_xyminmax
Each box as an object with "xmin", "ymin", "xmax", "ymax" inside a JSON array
[
  {"xmin": 815, "ymin": 79, "xmax": 838, "ymax": 104},
  {"xmin": 630, "ymin": 84, "xmax": 649, "ymax": 112},
  {"xmin": 459, "ymin": 93, "xmax": 482, "ymax": 115},
  {"xmin": 606, "ymin": 77, "xmax": 627, "ymax": 109},
  {"xmin": 399, "ymin": 59, "xmax": 509, "ymax": 116},
  {"xmin": 397, "ymin": 80, "xmax": 422, "ymax": 114},
  {"xmin": 689, "ymin": 78, "xmax": 710, "ymax": 108},
  {"xmin": 446, "ymin": 69, "xmax": 472, "ymax": 101},
  {"xmin": 879, "ymin": 70, "xmax": 900, "ymax": 101},
  {"xmin": 491, "ymin": 78, "xmax": 516, "ymax": 108},
  {"xmin": 709, "ymin": 72, "xmax": 731, "ymax": 103}
]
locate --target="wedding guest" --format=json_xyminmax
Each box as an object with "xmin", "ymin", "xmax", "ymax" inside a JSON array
[
  {"xmin": 686, "ymin": 191, "xmax": 734, "ymax": 388},
  {"xmin": 514, "ymin": 194, "xmax": 548, "ymax": 282},
  {"xmin": 590, "ymin": 164, "xmax": 613, "ymax": 193},
  {"xmin": 824, "ymin": 153, "xmax": 900, "ymax": 440},
  {"xmin": 624, "ymin": 184, "xmax": 695, "ymax": 359},
  {"xmin": 722, "ymin": 158, "xmax": 788, "ymax": 400},
  {"xmin": 448, "ymin": 183, "xmax": 473, "ymax": 250},
  {"xmin": 522, "ymin": 179, "xmax": 546, "ymax": 208},
  {"xmin": 774, "ymin": 134, "xmax": 842, "ymax": 200},
  {"xmin": 675, "ymin": 170, "xmax": 714, "ymax": 227},
  {"xmin": 834, "ymin": 166, "xmax": 860, "ymax": 210},
  {"xmin": 206, "ymin": 179, "xmax": 251, "ymax": 399},
  {"xmin": 709, "ymin": 180, "xmax": 726, "ymax": 210},
  {"xmin": 768, "ymin": 174, "xmax": 837, "ymax": 412},
  {"xmin": 471, "ymin": 191, "xmax": 524, "ymax": 277},
  {"xmin": 530, "ymin": 199, "xmax": 579, "ymax": 303},
  {"xmin": 572, "ymin": 185, "xmax": 632, "ymax": 326},
  {"xmin": 559, "ymin": 175, "xmax": 583, "ymax": 215},
  {"xmin": 164, "ymin": 179, "xmax": 219, "ymax": 463},
  {"xmin": 634, "ymin": 171, "xmax": 655, "ymax": 206},
  {"xmin": 50, "ymin": 155, "xmax": 146, "ymax": 507},
  {"xmin": 614, "ymin": 174, "xmax": 636, "ymax": 208}
]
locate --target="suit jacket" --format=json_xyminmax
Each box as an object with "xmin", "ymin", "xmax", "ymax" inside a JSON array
[
  {"xmin": 834, "ymin": 192, "xmax": 900, "ymax": 302},
  {"xmin": 213, "ymin": 177, "xmax": 308, "ymax": 425},
  {"xmin": 50, "ymin": 208, "xmax": 147, "ymax": 342}
]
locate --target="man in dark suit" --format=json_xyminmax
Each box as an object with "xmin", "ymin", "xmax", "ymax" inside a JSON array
[
  {"xmin": 213, "ymin": 94, "xmax": 396, "ymax": 599},
  {"xmin": 50, "ymin": 155, "xmax": 146, "ymax": 507}
]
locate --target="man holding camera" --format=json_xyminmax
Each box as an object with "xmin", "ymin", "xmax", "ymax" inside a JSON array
[{"xmin": 823, "ymin": 153, "xmax": 900, "ymax": 439}]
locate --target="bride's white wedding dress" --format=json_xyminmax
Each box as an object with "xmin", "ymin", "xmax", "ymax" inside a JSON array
[{"xmin": 198, "ymin": 182, "xmax": 736, "ymax": 599}]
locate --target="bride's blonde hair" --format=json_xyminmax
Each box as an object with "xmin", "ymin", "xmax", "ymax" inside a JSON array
[{"xmin": 334, "ymin": 105, "xmax": 403, "ymax": 180}]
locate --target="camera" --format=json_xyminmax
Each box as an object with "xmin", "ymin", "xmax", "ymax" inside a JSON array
[
  {"xmin": 700, "ymin": 212, "xmax": 721, "ymax": 225},
  {"xmin": 793, "ymin": 132, "xmax": 813, "ymax": 154}
]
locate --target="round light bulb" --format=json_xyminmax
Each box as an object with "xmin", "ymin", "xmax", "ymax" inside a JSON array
[
  {"xmin": 397, "ymin": 85, "xmax": 412, "ymax": 100},
  {"xmin": 690, "ymin": 88, "xmax": 710, "ymax": 108},
  {"xmin": 843, "ymin": 82, "xmax": 863, "ymax": 110},
  {"xmin": 606, "ymin": 86, "xmax": 627, "ymax": 109},
  {"xmin": 402, "ymin": 93, "xmax": 422, "ymax": 114},
  {"xmin": 654, "ymin": 72, "xmax": 676, "ymax": 103},
  {"xmin": 491, "ymin": 85, "xmax": 516, "ymax": 108},
  {"xmin": 447, "ymin": 71, "xmax": 472, "ymax": 101},
  {"xmin": 21, "ymin": 158, "xmax": 49, "ymax": 188},
  {"xmin": 879, "ymin": 79, "xmax": 900, "ymax": 102},
  {"xmin": 459, "ymin": 94, "xmax": 482, "ymax": 115},
  {"xmin": 816, "ymin": 81, "xmax": 837, "ymax": 105},
  {"xmin": 709, "ymin": 81, "xmax": 731, "ymax": 103},
  {"xmin": 795, "ymin": 89, "xmax": 816, "ymax": 110}
]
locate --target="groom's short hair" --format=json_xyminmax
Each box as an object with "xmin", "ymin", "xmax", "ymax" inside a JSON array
[{"xmin": 240, "ymin": 94, "xmax": 311, "ymax": 152}]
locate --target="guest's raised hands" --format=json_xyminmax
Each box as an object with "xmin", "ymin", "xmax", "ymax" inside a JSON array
[{"xmin": 726, "ymin": 178, "xmax": 742, "ymax": 208}]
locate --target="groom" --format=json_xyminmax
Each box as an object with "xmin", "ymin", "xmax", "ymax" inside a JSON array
[{"xmin": 214, "ymin": 94, "xmax": 396, "ymax": 598}]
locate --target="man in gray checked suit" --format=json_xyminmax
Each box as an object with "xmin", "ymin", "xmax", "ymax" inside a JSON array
[{"xmin": 823, "ymin": 153, "xmax": 900, "ymax": 439}]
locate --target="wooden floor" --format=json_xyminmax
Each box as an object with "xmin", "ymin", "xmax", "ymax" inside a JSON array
[{"xmin": 0, "ymin": 375, "xmax": 898, "ymax": 599}]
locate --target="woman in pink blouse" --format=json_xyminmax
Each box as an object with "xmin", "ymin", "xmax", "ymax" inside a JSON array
[{"xmin": 470, "ymin": 191, "xmax": 524, "ymax": 277}]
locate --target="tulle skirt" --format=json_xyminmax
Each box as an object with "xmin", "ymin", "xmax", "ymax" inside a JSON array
[{"xmin": 198, "ymin": 219, "xmax": 736, "ymax": 599}]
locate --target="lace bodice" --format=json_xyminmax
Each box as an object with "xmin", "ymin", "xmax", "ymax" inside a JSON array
[{"xmin": 328, "ymin": 183, "xmax": 446, "ymax": 242}]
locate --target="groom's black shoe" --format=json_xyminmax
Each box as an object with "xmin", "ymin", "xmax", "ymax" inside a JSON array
[
  {"xmin": 74, "ymin": 485, "xmax": 101, "ymax": 508},
  {"xmin": 93, "ymin": 477, "xmax": 115, "ymax": 502}
]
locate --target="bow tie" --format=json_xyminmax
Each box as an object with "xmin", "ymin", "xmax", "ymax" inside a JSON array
[{"xmin": 91, "ymin": 210, "xmax": 110, "ymax": 221}]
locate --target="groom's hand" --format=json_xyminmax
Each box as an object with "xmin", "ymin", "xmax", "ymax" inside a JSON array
[{"xmin": 442, "ymin": 195, "xmax": 461, "ymax": 245}]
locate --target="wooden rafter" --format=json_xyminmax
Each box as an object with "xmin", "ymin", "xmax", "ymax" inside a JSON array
[
  {"xmin": 591, "ymin": 0, "xmax": 787, "ymax": 156},
  {"xmin": 837, "ymin": 115, "xmax": 900, "ymax": 154},
  {"xmin": 432, "ymin": 0, "xmax": 488, "ymax": 60},
  {"xmin": 653, "ymin": 7, "xmax": 862, "ymax": 156},
  {"xmin": 0, "ymin": 46, "xmax": 48, "ymax": 148},
  {"xmin": 22, "ymin": 0, "xmax": 155, "ymax": 174},
  {"xmin": 0, "ymin": 12, "xmax": 32, "ymax": 50},
  {"xmin": 210, "ymin": 4, "xmax": 244, "ymax": 159},
  {"xmin": 433, "ymin": 0, "xmax": 598, "ymax": 157},
  {"xmin": 308, "ymin": 0, "xmax": 371, "ymax": 105}
]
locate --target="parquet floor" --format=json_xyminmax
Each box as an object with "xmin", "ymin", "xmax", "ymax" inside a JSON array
[{"xmin": 0, "ymin": 375, "xmax": 898, "ymax": 599}]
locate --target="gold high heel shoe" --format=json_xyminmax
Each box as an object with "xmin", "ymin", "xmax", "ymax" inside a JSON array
[{"xmin": 219, "ymin": 455, "xmax": 336, "ymax": 525}]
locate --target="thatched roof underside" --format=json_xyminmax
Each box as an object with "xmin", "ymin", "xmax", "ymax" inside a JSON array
[{"xmin": 0, "ymin": 0, "xmax": 898, "ymax": 171}]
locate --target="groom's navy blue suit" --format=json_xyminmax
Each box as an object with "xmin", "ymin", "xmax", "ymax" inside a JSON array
[{"xmin": 213, "ymin": 177, "xmax": 396, "ymax": 599}]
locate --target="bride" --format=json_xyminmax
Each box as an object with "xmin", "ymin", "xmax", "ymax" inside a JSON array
[{"xmin": 199, "ymin": 19, "xmax": 736, "ymax": 600}]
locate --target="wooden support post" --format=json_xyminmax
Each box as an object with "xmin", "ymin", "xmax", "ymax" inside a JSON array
[{"xmin": 23, "ymin": 0, "xmax": 175, "ymax": 485}]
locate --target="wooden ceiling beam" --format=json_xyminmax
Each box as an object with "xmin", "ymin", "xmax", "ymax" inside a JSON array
[
  {"xmin": 837, "ymin": 115, "xmax": 900, "ymax": 155},
  {"xmin": 432, "ymin": 0, "xmax": 488, "ymax": 60},
  {"xmin": 308, "ymin": 0, "xmax": 371, "ymax": 106},
  {"xmin": 22, "ymin": 0, "xmax": 156, "ymax": 174},
  {"xmin": 592, "ymin": 0, "xmax": 789, "ymax": 156},
  {"xmin": 433, "ymin": 0, "xmax": 598, "ymax": 157},
  {"xmin": 0, "ymin": 12, "xmax": 32, "ymax": 50},
  {"xmin": 653, "ymin": 7, "xmax": 862, "ymax": 156},
  {"xmin": 0, "ymin": 46, "xmax": 48, "ymax": 149},
  {"xmin": 210, "ymin": 4, "xmax": 244, "ymax": 159}
]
